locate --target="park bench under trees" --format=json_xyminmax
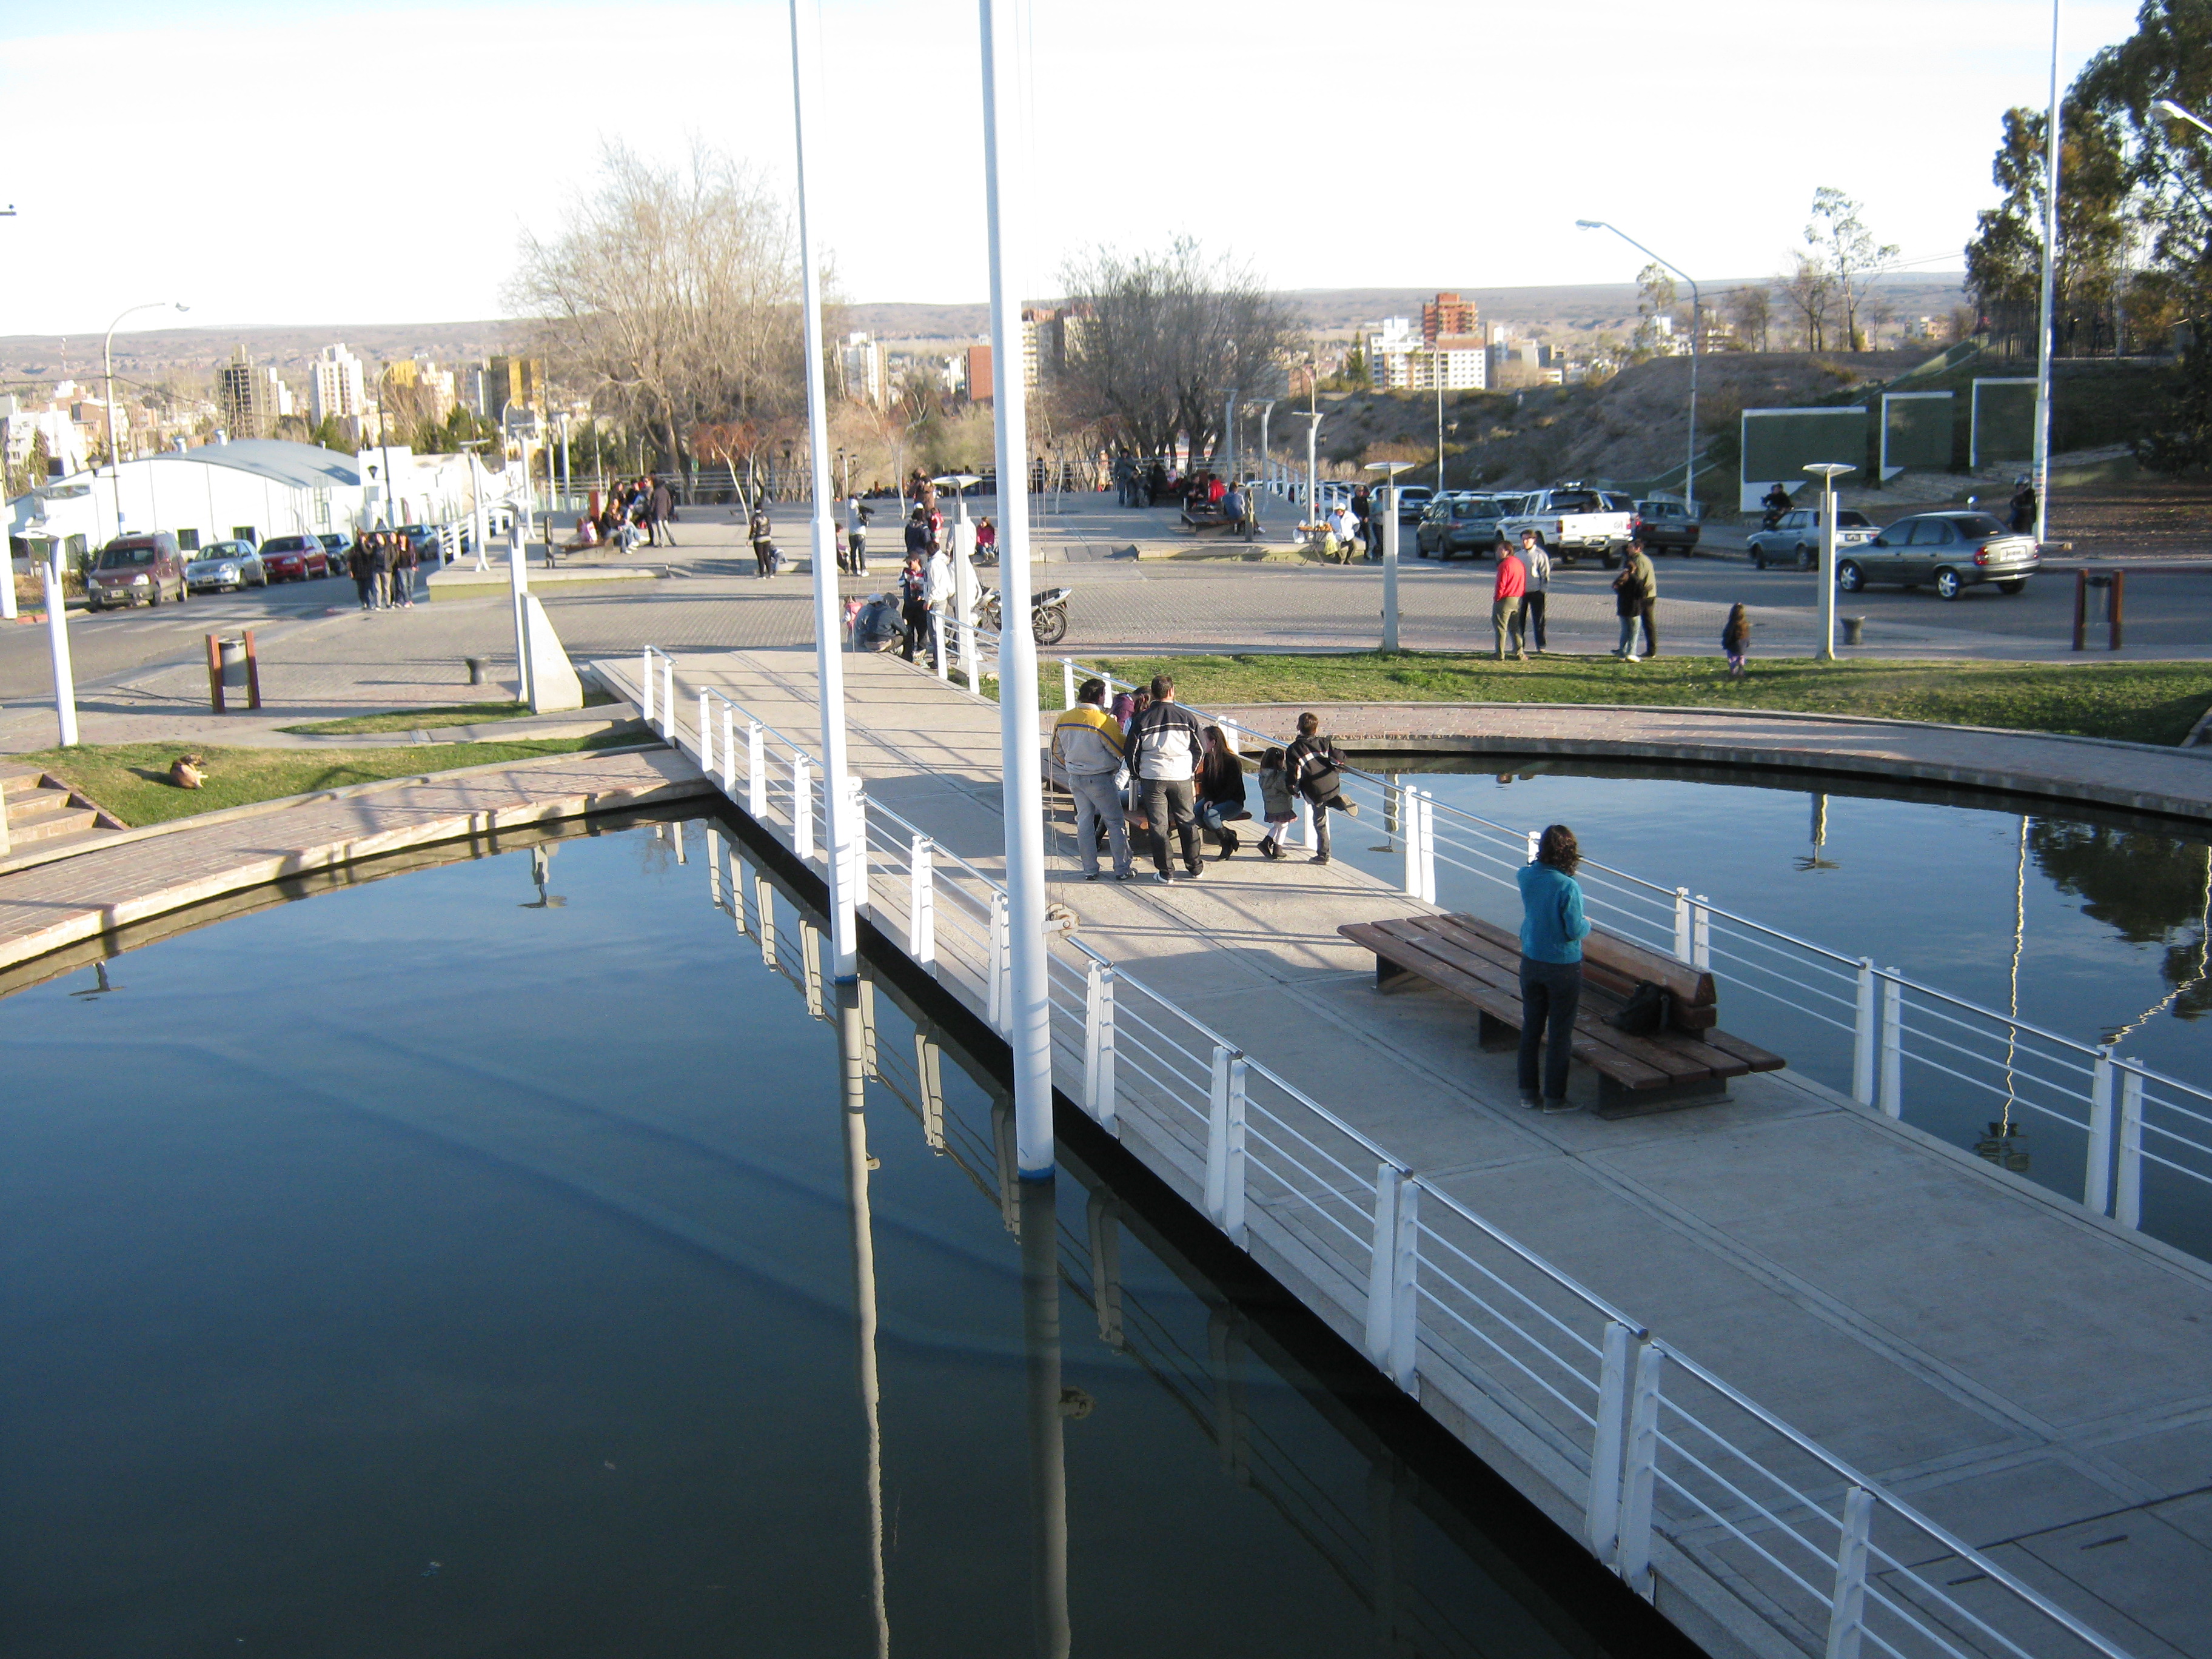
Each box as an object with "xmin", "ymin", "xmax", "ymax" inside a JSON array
[{"xmin": 1338, "ymin": 913, "xmax": 1784, "ymax": 1116}]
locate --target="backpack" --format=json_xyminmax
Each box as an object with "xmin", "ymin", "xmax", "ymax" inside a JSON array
[{"xmin": 1608, "ymin": 980, "xmax": 1674, "ymax": 1037}]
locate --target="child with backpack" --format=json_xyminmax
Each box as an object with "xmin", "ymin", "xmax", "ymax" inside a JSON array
[{"xmin": 1255, "ymin": 747, "xmax": 1298, "ymax": 860}]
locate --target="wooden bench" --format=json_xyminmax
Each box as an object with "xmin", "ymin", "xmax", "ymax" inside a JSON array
[{"xmin": 1338, "ymin": 912, "xmax": 1785, "ymax": 1117}]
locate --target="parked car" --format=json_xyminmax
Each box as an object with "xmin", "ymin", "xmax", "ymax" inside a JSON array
[
  {"xmin": 1393, "ymin": 484, "xmax": 1434, "ymax": 526},
  {"xmin": 1835, "ymin": 512, "xmax": 2039, "ymax": 599},
  {"xmin": 1496, "ymin": 485, "xmax": 1634, "ymax": 568},
  {"xmin": 397, "ymin": 525, "xmax": 446, "ymax": 565},
  {"xmin": 1416, "ymin": 493, "xmax": 1513, "ymax": 559},
  {"xmin": 1630, "ymin": 498, "xmax": 1701, "ymax": 556},
  {"xmin": 184, "ymin": 539, "xmax": 267, "ymax": 592},
  {"xmin": 258, "ymin": 533, "xmax": 329, "ymax": 581},
  {"xmin": 316, "ymin": 532, "xmax": 347, "ymax": 570},
  {"xmin": 1747, "ymin": 508, "xmax": 1877, "ymax": 571},
  {"xmin": 85, "ymin": 533, "xmax": 188, "ymax": 610}
]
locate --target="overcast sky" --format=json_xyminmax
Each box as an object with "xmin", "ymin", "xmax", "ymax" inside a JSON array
[{"xmin": 0, "ymin": 0, "xmax": 2142, "ymax": 338}]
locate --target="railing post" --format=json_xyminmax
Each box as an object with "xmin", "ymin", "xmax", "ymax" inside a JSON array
[
  {"xmin": 746, "ymin": 721, "xmax": 766, "ymax": 818},
  {"xmin": 1295, "ymin": 792, "xmax": 1314, "ymax": 850},
  {"xmin": 2117, "ymin": 1060, "xmax": 2145, "ymax": 1231},
  {"xmin": 671, "ymin": 818, "xmax": 686, "ymax": 865},
  {"xmin": 908, "ymin": 836, "xmax": 936, "ymax": 968},
  {"xmin": 1823, "ymin": 1484, "xmax": 1876, "ymax": 1659},
  {"xmin": 1615, "ymin": 1341, "xmax": 1664, "ymax": 1594},
  {"xmin": 2085, "ymin": 1047, "xmax": 2115, "ymax": 1216},
  {"xmin": 1586, "ymin": 1321, "xmax": 1633, "ymax": 1560},
  {"xmin": 696, "ymin": 689, "xmax": 711, "ymax": 773},
  {"xmin": 1082, "ymin": 960, "xmax": 1118, "ymax": 1133},
  {"xmin": 916, "ymin": 1032, "xmax": 945, "ymax": 1150},
  {"xmin": 846, "ymin": 783, "xmax": 869, "ymax": 917},
  {"xmin": 792, "ymin": 756, "xmax": 814, "ymax": 858},
  {"xmin": 1062, "ymin": 658, "xmax": 1076, "ymax": 710},
  {"xmin": 932, "ymin": 612, "xmax": 948, "ymax": 681},
  {"xmin": 1401, "ymin": 786, "xmax": 1421, "ymax": 898},
  {"xmin": 1525, "ymin": 826, "xmax": 1540, "ymax": 864},
  {"xmin": 1673, "ymin": 887, "xmax": 1692, "ymax": 962},
  {"xmin": 719, "ymin": 702, "xmax": 737, "ymax": 796},
  {"xmin": 1205, "ymin": 1045, "xmax": 1248, "ymax": 1247},
  {"xmin": 1419, "ymin": 793, "xmax": 1436, "ymax": 904},
  {"xmin": 1361, "ymin": 1165, "xmax": 1419, "ymax": 1393},
  {"xmin": 1851, "ymin": 959, "xmax": 1877, "ymax": 1107},
  {"xmin": 1879, "ymin": 968, "xmax": 1903, "ymax": 1118},
  {"xmin": 1691, "ymin": 894, "xmax": 1710, "ymax": 971},
  {"xmin": 660, "ymin": 656, "xmax": 675, "ymax": 740},
  {"xmin": 754, "ymin": 871, "xmax": 776, "ymax": 967},
  {"xmin": 640, "ymin": 649, "xmax": 654, "ymax": 725},
  {"xmin": 988, "ymin": 890, "xmax": 1010, "ymax": 1032},
  {"xmin": 706, "ymin": 826, "xmax": 724, "ymax": 910}
]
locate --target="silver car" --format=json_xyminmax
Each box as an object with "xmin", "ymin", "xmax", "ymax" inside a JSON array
[
  {"xmin": 184, "ymin": 539, "xmax": 267, "ymax": 591},
  {"xmin": 1747, "ymin": 508, "xmax": 1876, "ymax": 571},
  {"xmin": 1835, "ymin": 512, "xmax": 2039, "ymax": 600}
]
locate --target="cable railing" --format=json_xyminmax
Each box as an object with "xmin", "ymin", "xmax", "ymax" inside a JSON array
[
  {"xmin": 1054, "ymin": 654, "xmax": 2212, "ymax": 1258},
  {"xmin": 613, "ymin": 644, "xmax": 2139, "ymax": 1659}
]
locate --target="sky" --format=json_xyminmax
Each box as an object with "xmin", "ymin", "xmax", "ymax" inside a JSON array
[{"xmin": 0, "ymin": 0, "xmax": 2145, "ymax": 337}]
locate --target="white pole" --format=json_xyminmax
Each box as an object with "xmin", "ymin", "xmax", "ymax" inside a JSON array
[
  {"xmin": 1382, "ymin": 483, "xmax": 1400, "ymax": 650},
  {"xmin": 1, "ymin": 546, "xmax": 16, "ymax": 620},
  {"xmin": 980, "ymin": 0, "xmax": 1055, "ymax": 1180},
  {"xmin": 1820, "ymin": 478, "xmax": 1837, "ymax": 662},
  {"xmin": 509, "ymin": 538, "xmax": 535, "ymax": 708},
  {"xmin": 789, "ymin": 0, "xmax": 859, "ymax": 984},
  {"xmin": 1301, "ymin": 413, "xmax": 1321, "ymax": 526},
  {"xmin": 2031, "ymin": 0, "xmax": 2062, "ymax": 548},
  {"xmin": 41, "ymin": 551, "xmax": 77, "ymax": 746}
]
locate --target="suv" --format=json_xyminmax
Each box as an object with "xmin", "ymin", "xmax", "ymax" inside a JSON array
[
  {"xmin": 1748, "ymin": 508, "xmax": 1876, "ymax": 571},
  {"xmin": 85, "ymin": 533, "xmax": 187, "ymax": 611},
  {"xmin": 1631, "ymin": 499, "xmax": 1701, "ymax": 556},
  {"xmin": 1416, "ymin": 493, "xmax": 1512, "ymax": 559},
  {"xmin": 259, "ymin": 533, "xmax": 330, "ymax": 581},
  {"xmin": 1497, "ymin": 485, "xmax": 1634, "ymax": 568},
  {"xmin": 1837, "ymin": 512, "xmax": 2039, "ymax": 600},
  {"xmin": 1394, "ymin": 484, "xmax": 1434, "ymax": 526}
]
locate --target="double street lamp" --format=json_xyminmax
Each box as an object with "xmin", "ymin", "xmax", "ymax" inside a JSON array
[
  {"xmin": 102, "ymin": 300, "xmax": 189, "ymax": 538},
  {"xmin": 1576, "ymin": 220, "xmax": 1700, "ymax": 516}
]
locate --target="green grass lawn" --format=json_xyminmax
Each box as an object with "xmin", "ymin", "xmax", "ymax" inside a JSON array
[
  {"xmin": 1058, "ymin": 654, "xmax": 2212, "ymax": 748},
  {"xmin": 16, "ymin": 731, "xmax": 643, "ymax": 828},
  {"xmin": 280, "ymin": 690, "xmax": 615, "ymax": 736}
]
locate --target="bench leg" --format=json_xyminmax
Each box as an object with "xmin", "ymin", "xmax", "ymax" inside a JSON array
[
  {"xmin": 1376, "ymin": 958, "xmax": 1426, "ymax": 994},
  {"xmin": 1477, "ymin": 1010, "xmax": 1519, "ymax": 1053},
  {"xmin": 1594, "ymin": 1073, "xmax": 1728, "ymax": 1119}
]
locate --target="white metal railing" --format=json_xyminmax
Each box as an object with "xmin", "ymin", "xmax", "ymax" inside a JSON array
[
  {"xmin": 1057, "ymin": 656, "xmax": 2212, "ymax": 1258},
  {"xmin": 624, "ymin": 645, "xmax": 2137, "ymax": 1659}
]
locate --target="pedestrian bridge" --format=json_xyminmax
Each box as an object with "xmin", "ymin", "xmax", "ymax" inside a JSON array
[{"xmin": 596, "ymin": 642, "xmax": 2211, "ymax": 1659}]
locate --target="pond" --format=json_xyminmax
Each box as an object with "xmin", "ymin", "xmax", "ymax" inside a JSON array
[
  {"xmin": 0, "ymin": 815, "xmax": 1686, "ymax": 1658},
  {"xmin": 1330, "ymin": 755, "xmax": 2212, "ymax": 1255}
]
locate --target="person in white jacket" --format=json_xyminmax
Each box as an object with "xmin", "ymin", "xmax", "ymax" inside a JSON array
[
  {"xmin": 1520, "ymin": 531, "xmax": 1553, "ymax": 653},
  {"xmin": 923, "ymin": 545, "xmax": 955, "ymax": 663}
]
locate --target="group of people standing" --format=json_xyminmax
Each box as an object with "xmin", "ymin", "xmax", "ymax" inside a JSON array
[
  {"xmin": 1483, "ymin": 531, "xmax": 1669, "ymax": 663},
  {"xmin": 346, "ymin": 531, "xmax": 418, "ymax": 612},
  {"xmin": 1052, "ymin": 676, "xmax": 1360, "ymax": 885}
]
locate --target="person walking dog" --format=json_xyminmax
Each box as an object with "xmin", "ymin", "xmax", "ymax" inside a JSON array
[{"xmin": 1517, "ymin": 823, "xmax": 1591, "ymax": 1112}]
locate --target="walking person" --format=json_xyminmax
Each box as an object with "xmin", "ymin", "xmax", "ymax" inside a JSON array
[
  {"xmin": 389, "ymin": 529, "xmax": 418, "ymax": 609},
  {"xmin": 369, "ymin": 532, "xmax": 392, "ymax": 609},
  {"xmin": 1517, "ymin": 823, "xmax": 1591, "ymax": 1113},
  {"xmin": 648, "ymin": 475, "xmax": 676, "ymax": 547},
  {"xmin": 1613, "ymin": 535, "xmax": 1659, "ymax": 660},
  {"xmin": 1192, "ymin": 725, "xmax": 1252, "ymax": 858},
  {"xmin": 1255, "ymin": 746, "xmax": 1297, "ymax": 860},
  {"xmin": 897, "ymin": 551, "xmax": 931, "ymax": 662},
  {"xmin": 1722, "ymin": 602, "xmax": 1751, "ymax": 679},
  {"xmin": 1350, "ymin": 483, "xmax": 1372, "ymax": 559},
  {"xmin": 1521, "ymin": 529, "xmax": 1552, "ymax": 652},
  {"xmin": 348, "ymin": 533, "xmax": 375, "ymax": 611},
  {"xmin": 1051, "ymin": 677, "xmax": 1134, "ymax": 882},
  {"xmin": 1125, "ymin": 673, "xmax": 1210, "ymax": 883},
  {"xmin": 1493, "ymin": 536, "xmax": 1529, "ymax": 660},
  {"xmin": 749, "ymin": 501, "xmax": 776, "ymax": 578},
  {"xmin": 1285, "ymin": 711, "xmax": 1359, "ymax": 866},
  {"xmin": 844, "ymin": 493, "xmax": 871, "ymax": 574}
]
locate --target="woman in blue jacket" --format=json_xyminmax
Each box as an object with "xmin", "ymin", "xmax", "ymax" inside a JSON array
[{"xmin": 1517, "ymin": 823, "xmax": 1591, "ymax": 1112}]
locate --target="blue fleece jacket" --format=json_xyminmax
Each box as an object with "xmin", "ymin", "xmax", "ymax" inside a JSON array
[{"xmin": 1517, "ymin": 862, "xmax": 1590, "ymax": 964}]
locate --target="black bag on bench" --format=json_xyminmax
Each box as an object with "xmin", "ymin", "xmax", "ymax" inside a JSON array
[{"xmin": 1608, "ymin": 980, "xmax": 1674, "ymax": 1037}]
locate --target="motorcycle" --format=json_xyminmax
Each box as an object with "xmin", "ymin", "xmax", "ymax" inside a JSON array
[{"xmin": 981, "ymin": 584, "xmax": 1071, "ymax": 647}]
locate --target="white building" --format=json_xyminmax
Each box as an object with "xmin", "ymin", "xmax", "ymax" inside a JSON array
[
  {"xmin": 839, "ymin": 333, "xmax": 886, "ymax": 406},
  {"xmin": 0, "ymin": 398, "xmax": 92, "ymax": 483},
  {"xmin": 1367, "ymin": 317, "xmax": 1487, "ymax": 392},
  {"xmin": 309, "ymin": 343, "xmax": 367, "ymax": 426}
]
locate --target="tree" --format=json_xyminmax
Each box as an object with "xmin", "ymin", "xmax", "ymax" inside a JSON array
[
  {"xmin": 1778, "ymin": 252, "xmax": 1835, "ymax": 351},
  {"xmin": 1631, "ymin": 261, "xmax": 1679, "ymax": 360},
  {"xmin": 2137, "ymin": 328, "xmax": 2212, "ymax": 472},
  {"xmin": 1055, "ymin": 237, "xmax": 1302, "ymax": 460},
  {"xmin": 1804, "ymin": 187, "xmax": 1899, "ymax": 350},
  {"xmin": 1965, "ymin": 105, "xmax": 2131, "ymax": 358},
  {"xmin": 506, "ymin": 140, "xmax": 808, "ymax": 499},
  {"xmin": 1723, "ymin": 285, "xmax": 1772, "ymax": 352}
]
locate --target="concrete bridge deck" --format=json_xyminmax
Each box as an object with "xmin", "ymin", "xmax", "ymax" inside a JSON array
[{"xmin": 602, "ymin": 645, "xmax": 2212, "ymax": 1659}]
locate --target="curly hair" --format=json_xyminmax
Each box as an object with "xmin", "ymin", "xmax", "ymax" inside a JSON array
[{"xmin": 1537, "ymin": 823, "xmax": 1581, "ymax": 876}]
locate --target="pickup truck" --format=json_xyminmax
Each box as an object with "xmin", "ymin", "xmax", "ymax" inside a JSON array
[{"xmin": 1496, "ymin": 486, "xmax": 1634, "ymax": 568}]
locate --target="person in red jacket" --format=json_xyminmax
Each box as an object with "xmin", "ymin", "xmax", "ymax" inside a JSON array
[{"xmin": 1492, "ymin": 538, "xmax": 1529, "ymax": 660}]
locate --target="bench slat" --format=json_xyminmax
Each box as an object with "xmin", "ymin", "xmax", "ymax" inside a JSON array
[
  {"xmin": 1414, "ymin": 913, "xmax": 1716, "ymax": 1029},
  {"xmin": 1440, "ymin": 912, "xmax": 1716, "ymax": 1010},
  {"xmin": 1700, "ymin": 1027, "xmax": 1788, "ymax": 1074}
]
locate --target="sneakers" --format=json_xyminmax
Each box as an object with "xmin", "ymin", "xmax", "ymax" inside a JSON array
[
  {"xmin": 1541, "ymin": 1099, "xmax": 1581, "ymax": 1114},
  {"xmin": 1084, "ymin": 870, "xmax": 1105, "ymax": 882},
  {"xmin": 1309, "ymin": 854, "xmax": 1331, "ymax": 865},
  {"xmin": 1184, "ymin": 861, "xmax": 1204, "ymax": 879},
  {"xmin": 1341, "ymin": 802, "xmax": 1359, "ymax": 819},
  {"xmin": 1114, "ymin": 869, "xmax": 1138, "ymax": 881},
  {"xmin": 1155, "ymin": 869, "xmax": 1175, "ymax": 885},
  {"xmin": 1518, "ymin": 1093, "xmax": 1544, "ymax": 1110}
]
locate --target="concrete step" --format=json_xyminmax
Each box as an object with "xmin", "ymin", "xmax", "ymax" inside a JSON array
[
  {"xmin": 6, "ymin": 785, "xmax": 79, "ymax": 825},
  {"xmin": 6, "ymin": 803, "xmax": 98, "ymax": 844}
]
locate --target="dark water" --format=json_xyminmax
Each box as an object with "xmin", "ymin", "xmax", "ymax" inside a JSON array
[
  {"xmin": 0, "ymin": 819, "xmax": 1674, "ymax": 1658},
  {"xmin": 1333, "ymin": 757, "xmax": 2211, "ymax": 1248}
]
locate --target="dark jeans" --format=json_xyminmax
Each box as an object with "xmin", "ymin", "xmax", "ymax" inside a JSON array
[
  {"xmin": 1524, "ymin": 590, "xmax": 1547, "ymax": 649},
  {"xmin": 1518, "ymin": 956, "xmax": 1583, "ymax": 1102},
  {"xmin": 1139, "ymin": 777, "xmax": 1199, "ymax": 871},
  {"xmin": 354, "ymin": 575, "xmax": 375, "ymax": 609},
  {"xmin": 900, "ymin": 600, "xmax": 930, "ymax": 660},
  {"xmin": 1636, "ymin": 600, "xmax": 1658, "ymax": 657}
]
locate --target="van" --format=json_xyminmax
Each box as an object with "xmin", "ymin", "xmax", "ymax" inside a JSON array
[{"xmin": 85, "ymin": 533, "xmax": 188, "ymax": 611}]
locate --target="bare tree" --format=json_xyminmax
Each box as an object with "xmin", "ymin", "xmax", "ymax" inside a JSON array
[
  {"xmin": 1780, "ymin": 252, "xmax": 1835, "ymax": 351},
  {"xmin": 506, "ymin": 140, "xmax": 808, "ymax": 498},
  {"xmin": 1805, "ymin": 187, "xmax": 1900, "ymax": 350},
  {"xmin": 1723, "ymin": 285, "xmax": 1772, "ymax": 352},
  {"xmin": 1056, "ymin": 237, "xmax": 1301, "ymax": 461}
]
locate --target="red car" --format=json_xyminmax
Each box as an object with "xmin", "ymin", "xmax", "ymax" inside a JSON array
[{"xmin": 258, "ymin": 534, "xmax": 330, "ymax": 581}]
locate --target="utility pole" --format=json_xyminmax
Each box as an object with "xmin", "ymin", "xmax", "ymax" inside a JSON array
[{"xmin": 2031, "ymin": 0, "xmax": 2062, "ymax": 548}]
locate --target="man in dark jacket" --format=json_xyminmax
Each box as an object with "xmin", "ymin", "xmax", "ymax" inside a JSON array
[
  {"xmin": 647, "ymin": 477, "xmax": 676, "ymax": 546},
  {"xmin": 1125, "ymin": 674, "xmax": 1210, "ymax": 882}
]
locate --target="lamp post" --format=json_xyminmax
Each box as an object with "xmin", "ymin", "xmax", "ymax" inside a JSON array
[
  {"xmin": 1298, "ymin": 411, "xmax": 1323, "ymax": 526},
  {"xmin": 978, "ymin": 0, "xmax": 1054, "ymax": 1181},
  {"xmin": 934, "ymin": 473, "xmax": 982, "ymax": 690},
  {"xmin": 2030, "ymin": 0, "xmax": 2062, "ymax": 548},
  {"xmin": 102, "ymin": 301, "xmax": 188, "ymax": 539},
  {"xmin": 1577, "ymin": 220, "xmax": 1700, "ymax": 515},
  {"xmin": 788, "ymin": 0, "xmax": 859, "ymax": 985},
  {"xmin": 1804, "ymin": 463, "xmax": 1854, "ymax": 662},
  {"xmin": 1366, "ymin": 459, "xmax": 1413, "ymax": 652}
]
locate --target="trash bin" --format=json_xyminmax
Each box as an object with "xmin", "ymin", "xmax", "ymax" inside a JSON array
[
  {"xmin": 1841, "ymin": 616, "xmax": 1866, "ymax": 646},
  {"xmin": 2085, "ymin": 571, "xmax": 2114, "ymax": 620},
  {"xmin": 206, "ymin": 630, "xmax": 261, "ymax": 711}
]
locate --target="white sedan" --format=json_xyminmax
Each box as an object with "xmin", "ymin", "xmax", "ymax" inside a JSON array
[{"xmin": 184, "ymin": 539, "xmax": 267, "ymax": 591}]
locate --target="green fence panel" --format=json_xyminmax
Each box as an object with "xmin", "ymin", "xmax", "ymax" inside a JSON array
[
  {"xmin": 1970, "ymin": 378, "xmax": 2037, "ymax": 468},
  {"xmin": 1882, "ymin": 392, "xmax": 1954, "ymax": 476},
  {"xmin": 1739, "ymin": 407, "xmax": 1868, "ymax": 509}
]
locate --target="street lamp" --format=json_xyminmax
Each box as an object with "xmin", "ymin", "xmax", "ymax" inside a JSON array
[
  {"xmin": 2029, "ymin": 0, "xmax": 2062, "ymax": 548},
  {"xmin": 1366, "ymin": 459, "xmax": 1413, "ymax": 651},
  {"xmin": 1804, "ymin": 463, "xmax": 1854, "ymax": 662},
  {"xmin": 102, "ymin": 301, "xmax": 188, "ymax": 540},
  {"xmin": 2154, "ymin": 97, "xmax": 2212, "ymax": 136},
  {"xmin": 1297, "ymin": 410, "xmax": 1324, "ymax": 527},
  {"xmin": 1577, "ymin": 220, "xmax": 1700, "ymax": 516}
]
